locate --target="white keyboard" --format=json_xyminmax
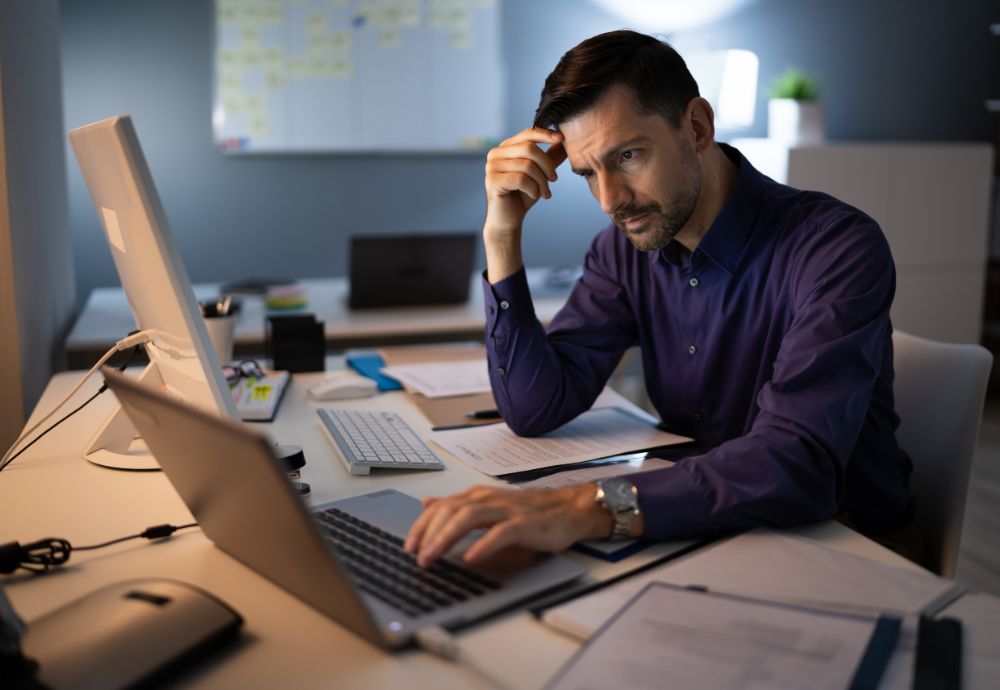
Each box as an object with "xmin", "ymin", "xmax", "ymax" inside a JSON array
[{"xmin": 317, "ymin": 409, "xmax": 445, "ymax": 476}]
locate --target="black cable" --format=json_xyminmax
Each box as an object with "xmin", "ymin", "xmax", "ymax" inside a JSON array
[
  {"xmin": 0, "ymin": 345, "xmax": 141, "ymax": 474},
  {"xmin": 0, "ymin": 389, "xmax": 103, "ymax": 473},
  {"xmin": 0, "ymin": 523, "xmax": 200, "ymax": 575},
  {"xmin": 74, "ymin": 523, "xmax": 199, "ymax": 551}
]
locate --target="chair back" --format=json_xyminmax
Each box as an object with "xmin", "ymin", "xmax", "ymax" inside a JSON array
[{"xmin": 892, "ymin": 331, "xmax": 992, "ymax": 577}]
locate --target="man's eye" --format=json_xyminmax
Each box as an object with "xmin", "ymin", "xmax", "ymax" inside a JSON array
[{"xmin": 621, "ymin": 150, "xmax": 634, "ymax": 162}]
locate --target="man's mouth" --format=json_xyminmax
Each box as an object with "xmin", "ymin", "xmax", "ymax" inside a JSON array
[{"xmin": 620, "ymin": 213, "xmax": 649, "ymax": 232}]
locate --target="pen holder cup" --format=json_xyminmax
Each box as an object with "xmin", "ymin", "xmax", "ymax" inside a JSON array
[{"xmin": 200, "ymin": 301, "xmax": 237, "ymax": 366}]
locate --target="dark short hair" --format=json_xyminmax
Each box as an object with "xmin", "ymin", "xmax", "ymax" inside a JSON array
[{"xmin": 533, "ymin": 30, "xmax": 700, "ymax": 130}]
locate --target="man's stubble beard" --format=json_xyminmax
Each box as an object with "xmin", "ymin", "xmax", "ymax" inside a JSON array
[{"xmin": 613, "ymin": 142, "xmax": 702, "ymax": 252}]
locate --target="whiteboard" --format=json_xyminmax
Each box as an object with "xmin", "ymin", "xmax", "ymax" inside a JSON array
[{"xmin": 213, "ymin": 0, "xmax": 503, "ymax": 153}]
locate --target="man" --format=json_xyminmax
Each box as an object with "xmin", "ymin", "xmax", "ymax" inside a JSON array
[{"xmin": 404, "ymin": 30, "xmax": 917, "ymax": 568}]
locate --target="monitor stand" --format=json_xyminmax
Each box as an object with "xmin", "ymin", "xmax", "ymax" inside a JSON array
[
  {"xmin": 84, "ymin": 364, "xmax": 307, "ymax": 474},
  {"xmin": 84, "ymin": 363, "xmax": 165, "ymax": 471}
]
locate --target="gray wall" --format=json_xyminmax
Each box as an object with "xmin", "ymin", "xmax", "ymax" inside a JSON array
[
  {"xmin": 61, "ymin": 0, "xmax": 999, "ymax": 309},
  {"xmin": 1, "ymin": 0, "xmax": 75, "ymax": 434}
]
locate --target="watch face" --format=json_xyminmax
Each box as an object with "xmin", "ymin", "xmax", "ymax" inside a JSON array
[{"xmin": 603, "ymin": 477, "xmax": 638, "ymax": 511}]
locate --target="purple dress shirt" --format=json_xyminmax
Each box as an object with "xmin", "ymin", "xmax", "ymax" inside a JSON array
[{"xmin": 482, "ymin": 145, "xmax": 912, "ymax": 540}]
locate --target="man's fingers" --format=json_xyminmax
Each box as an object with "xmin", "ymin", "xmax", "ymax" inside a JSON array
[
  {"xmin": 412, "ymin": 499, "xmax": 463, "ymax": 555},
  {"xmin": 404, "ymin": 501, "xmax": 438, "ymax": 552},
  {"xmin": 499, "ymin": 126, "xmax": 562, "ymax": 149},
  {"xmin": 488, "ymin": 141, "xmax": 562, "ymax": 183},
  {"xmin": 462, "ymin": 520, "xmax": 524, "ymax": 564},
  {"xmin": 546, "ymin": 141, "xmax": 568, "ymax": 169},
  {"xmin": 487, "ymin": 159, "xmax": 551, "ymax": 199},
  {"xmin": 489, "ymin": 171, "xmax": 543, "ymax": 201},
  {"xmin": 417, "ymin": 503, "xmax": 508, "ymax": 567}
]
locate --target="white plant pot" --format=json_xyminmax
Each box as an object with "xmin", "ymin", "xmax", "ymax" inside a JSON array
[{"xmin": 767, "ymin": 99, "xmax": 825, "ymax": 145}]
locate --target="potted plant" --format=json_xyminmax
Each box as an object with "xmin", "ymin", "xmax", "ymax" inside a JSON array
[{"xmin": 766, "ymin": 68, "xmax": 824, "ymax": 145}]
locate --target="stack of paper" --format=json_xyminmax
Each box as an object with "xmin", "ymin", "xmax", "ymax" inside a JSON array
[
  {"xmin": 541, "ymin": 529, "xmax": 963, "ymax": 641},
  {"xmin": 429, "ymin": 407, "xmax": 691, "ymax": 477}
]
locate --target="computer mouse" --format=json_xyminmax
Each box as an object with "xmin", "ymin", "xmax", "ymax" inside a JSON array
[
  {"xmin": 21, "ymin": 578, "xmax": 242, "ymax": 690},
  {"xmin": 308, "ymin": 370, "xmax": 379, "ymax": 400}
]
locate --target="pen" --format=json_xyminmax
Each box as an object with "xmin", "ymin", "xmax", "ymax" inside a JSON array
[{"xmin": 464, "ymin": 408, "xmax": 501, "ymax": 420}]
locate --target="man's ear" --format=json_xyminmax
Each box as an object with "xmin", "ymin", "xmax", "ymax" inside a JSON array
[{"xmin": 684, "ymin": 97, "xmax": 716, "ymax": 152}]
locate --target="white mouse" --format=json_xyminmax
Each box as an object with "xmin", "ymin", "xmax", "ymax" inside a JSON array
[{"xmin": 308, "ymin": 370, "xmax": 378, "ymax": 400}]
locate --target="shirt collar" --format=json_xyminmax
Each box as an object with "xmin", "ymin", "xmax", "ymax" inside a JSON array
[{"xmin": 653, "ymin": 143, "xmax": 766, "ymax": 275}]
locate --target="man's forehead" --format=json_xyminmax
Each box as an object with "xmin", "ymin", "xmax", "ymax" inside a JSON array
[{"xmin": 560, "ymin": 86, "xmax": 674, "ymax": 160}]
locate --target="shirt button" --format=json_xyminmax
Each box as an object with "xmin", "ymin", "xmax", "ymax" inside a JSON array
[
  {"xmin": 688, "ymin": 345, "xmax": 698, "ymax": 355},
  {"xmin": 688, "ymin": 277, "xmax": 700, "ymax": 287},
  {"xmin": 499, "ymin": 300, "xmax": 510, "ymax": 310},
  {"xmin": 497, "ymin": 367, "xmax": 505, "ymax": 376}
]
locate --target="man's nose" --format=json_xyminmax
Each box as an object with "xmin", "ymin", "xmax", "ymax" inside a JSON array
[{"xmin": 597, "ymin": 174, "xmax": 630, "ymax": 215}]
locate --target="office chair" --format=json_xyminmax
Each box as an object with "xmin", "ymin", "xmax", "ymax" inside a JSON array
[{"xmin": 891, "ymin": 330, "xmax": 993, "ymax": 577}]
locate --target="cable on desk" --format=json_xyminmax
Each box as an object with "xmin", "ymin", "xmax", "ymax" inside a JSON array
[
  {"xmin": 0, "ymin": 332, "xmax": 152, "ymax": 473},
  {"xmin": 0, "ymin": 523, "xmax": 199, "ymax": 574},
  {"xmin": 414, "ymin": 625, "xmax": 510, "ymax": 690}
]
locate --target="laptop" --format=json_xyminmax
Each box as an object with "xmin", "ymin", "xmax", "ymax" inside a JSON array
[
  {"xmin": 348, "ymin": 233, "xmax": 476, "ymax": 309},
  {"xmin": 102, "ymin": 367, "xmax": 586, "ymax": 650}
]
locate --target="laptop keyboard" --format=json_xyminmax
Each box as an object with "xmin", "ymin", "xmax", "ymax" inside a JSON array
[
  {"xmin": 317, "ymin": 409, "xmax": 445, "ymax": 475},
  {"xmin": 314, "ymin": 506, "xmax": 500, "ymax": 618}
]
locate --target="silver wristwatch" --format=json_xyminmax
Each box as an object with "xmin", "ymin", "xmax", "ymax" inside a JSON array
[{"xmin": 593, "ymin": 477, "xmax": 640, "ymax": 541}]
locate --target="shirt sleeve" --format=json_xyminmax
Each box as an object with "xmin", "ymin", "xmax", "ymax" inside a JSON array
[
  {"xmin": 631, "ymin": 211, "xmax": 896, "ymax": 540},
  {"xmin": 484, "ymin": 230, "xmax": 638, "ymax": 436}
]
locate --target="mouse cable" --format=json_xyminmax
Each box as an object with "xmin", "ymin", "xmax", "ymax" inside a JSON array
[
  {"xmin": 0, "ymin": 522, "xmax": 200, "ymax": 575},
  {"xmin": 414, "ymin": 625, "xmax": 510, "ymax": 690},
  {"xmin": 0, "ymin": 331, "xmax": 154, "ymax": 473}
]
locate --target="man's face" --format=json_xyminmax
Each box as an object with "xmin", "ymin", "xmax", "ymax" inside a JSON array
[{"xmin": 560, "ymin": 85, "xmax": 702, "ymax": 252}]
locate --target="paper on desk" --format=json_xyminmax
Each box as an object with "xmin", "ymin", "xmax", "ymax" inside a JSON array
[
  {"xmin": 518, "ymin": 456, "xmax": 673, "ymax": 490},
  {"xmin": 429, "ymin": 407, "xmax": 691, "ymax": 477},
  {"xmin": 546, "ymin": 582, "xmax": 888, "ymax": 690},
  {"xmin": 380, "ymin": 359, "xmax": 492, "ymax": 398},
  {"xmin": 541, "ymin": 528, "xmax": 962, "ymax": 641}
]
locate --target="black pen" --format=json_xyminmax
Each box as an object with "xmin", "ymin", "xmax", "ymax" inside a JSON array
[{"xmin": 464, "ymin": 408, "xmax": 501, "ymax": 420}]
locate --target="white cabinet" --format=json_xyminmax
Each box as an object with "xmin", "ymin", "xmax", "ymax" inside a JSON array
[{"xmin": 731, "ymin": 139, "xmax": 994, "ymax": 343}]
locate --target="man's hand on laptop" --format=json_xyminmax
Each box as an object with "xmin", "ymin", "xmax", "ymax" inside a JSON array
[{"xmin": 404, "ymin": 483, "xmax": 614, "ymax": 568}]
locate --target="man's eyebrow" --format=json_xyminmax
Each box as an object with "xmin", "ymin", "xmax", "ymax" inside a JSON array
[{"xmin": 571, "ymin": 136, "xmax": 652, "ymax": 177}]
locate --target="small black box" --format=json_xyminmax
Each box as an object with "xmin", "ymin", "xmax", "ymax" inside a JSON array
[{"xmin": 267, "ymin": 314, "xmax": 325, "ymax": 372}]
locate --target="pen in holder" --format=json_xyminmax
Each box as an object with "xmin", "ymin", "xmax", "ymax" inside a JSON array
[{"xmin": 200, "ymin": 296, "xmax": 237, "ymax": 366}]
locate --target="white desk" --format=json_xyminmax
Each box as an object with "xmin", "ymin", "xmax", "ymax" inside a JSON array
[
  {"xmin": 0, "ymin": 368, "xmax": 922, "ymax": 689},
  {"xmin": 65, "ymin": 269, "xmax": 572, "ymax": 368}
]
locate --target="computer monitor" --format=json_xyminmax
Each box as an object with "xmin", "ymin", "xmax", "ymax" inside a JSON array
[{"xmin": 69, "ymin": 115, "xmax": 239, "ymax": 470}]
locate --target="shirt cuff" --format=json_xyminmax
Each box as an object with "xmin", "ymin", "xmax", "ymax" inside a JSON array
[
  {"xmin": 481, "ymin": 267, "xmax": 537, "ymax": 343},
  {"xmin": 628, "ymin": 462, "xmax": 714, "ymax": 540}
]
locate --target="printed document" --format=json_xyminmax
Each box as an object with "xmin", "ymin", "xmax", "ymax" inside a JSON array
[
  {"xmin": 546, "ymin": 583, "xmax": 891, "ymax": 690},
  {"xmin": 429, "ymin": 407, "xmax": 691, "ymax": 476},
  {"xmin": 380, "ymin": 359, "xmax": 491, "ymax": 398}
]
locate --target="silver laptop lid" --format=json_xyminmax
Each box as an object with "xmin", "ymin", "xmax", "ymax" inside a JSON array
[{"xmin": 100, "ymin": 367, "xmax": 394, "ymax": 648}]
